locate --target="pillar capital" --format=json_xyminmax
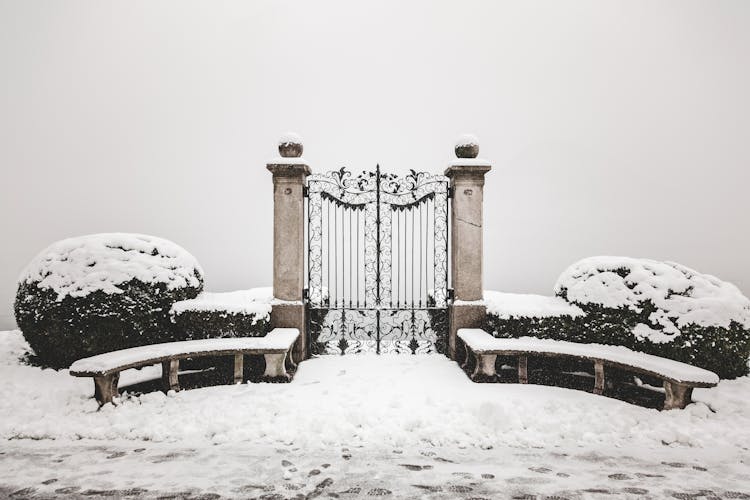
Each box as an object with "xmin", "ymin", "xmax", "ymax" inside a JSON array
[
  {"xmin": 444, "ymin": 163, "xmax": 491, "ymax": 184},
  {"xmin": 267, "ymin": 163, "xmax": 311, "ymax": 183}
]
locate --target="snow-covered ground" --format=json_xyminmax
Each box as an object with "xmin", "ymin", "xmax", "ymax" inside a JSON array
[{"xmin": 1, "ymin": 329, "xmax": 749, "ymax": 498}]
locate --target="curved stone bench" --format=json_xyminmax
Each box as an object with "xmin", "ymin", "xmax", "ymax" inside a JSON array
[
  {"xmin": 70, "ymin": 328, "xmax": 299, "ymax": 405},
  {"xmin": 457, "ymin": 328, "xmax": 719, "ymax": 410}
]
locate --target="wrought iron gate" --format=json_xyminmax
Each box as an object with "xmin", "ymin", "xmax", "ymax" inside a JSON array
[{"xmin": 305, "ymin": 166, "xmax": 451, "ymax": 354}]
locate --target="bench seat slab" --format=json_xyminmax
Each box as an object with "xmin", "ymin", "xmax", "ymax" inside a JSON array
[
  {"xmin": 457, "ymin": 329, "xmax": 719, "ymax": 387},
  {"xmin": 457, "ymin": 328, "xmax": 719, "ymax": 411}
]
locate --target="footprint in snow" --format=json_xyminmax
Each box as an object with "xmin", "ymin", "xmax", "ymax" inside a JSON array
[
  {"xmin": 608, "ymin": 473, "xmax": 632, "ymax": 480},
  {"xmin": 399, "ymin": 464, "xmax": 433, "ymax": 471},
  {"xmin": 367, "ymin": 487, "xmax": 392, "ymax": 496}
]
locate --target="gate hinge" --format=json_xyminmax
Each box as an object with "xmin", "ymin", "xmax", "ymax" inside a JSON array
[
  {"xmin": 303, "ymin": 288, "xmax": 309, "ymax": 301},
  {"xmin": 447, "ymin": 288, "xmax": 455, "ymax": 301},
  {"xmin": 303, "ymin": 185, "xmax": 309, "ymax": 197},
  {"xmin": 447, "ymin": 186, "xmax": 454, "ymax": 199}
]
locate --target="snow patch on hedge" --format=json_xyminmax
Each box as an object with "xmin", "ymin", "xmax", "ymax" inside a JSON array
[
  {"xmin": 19, "ymin": 234, "xmax": 204, "ymax": 301},
  {"xmin": 170, "ymin": 288, "xmax": 273, "ymax": 319},
  {"xmin": 554, "ymin": 256, "xmax": 750, "ymax": 332},
  {"xmin": 485, "ymin": 291, "xmax": 584, "ymax": 320}
]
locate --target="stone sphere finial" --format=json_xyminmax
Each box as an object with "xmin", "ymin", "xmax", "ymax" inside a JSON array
[
  {"xmin": 278, "ymin": 132, "xmax": 303, "ymax": 158},
  {"xmin": 455, "ymin": 134, "xmax": 479, "ymax": 159}
]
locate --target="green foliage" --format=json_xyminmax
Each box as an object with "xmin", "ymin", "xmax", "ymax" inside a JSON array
[
  {"xmin": 484, "ymin": 300, "xmax": 750, "ymax": 379},
  {"xmin": 170, "ymin": 309, "xmax": 270, "ymax": 340},
  {"xmin": 15, "ymin": 276, "xmax": 203, "ymax": 369}
]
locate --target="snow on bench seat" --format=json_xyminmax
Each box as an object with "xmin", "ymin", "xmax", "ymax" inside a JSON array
[
  {"xmin": 457, "ymin": 328, "xmax": 719, "ymax": 410},
  {"xmin": 70, "ymin": 328, "xmax": 299, "ymax": 375},
  {"xmin": 70, "ymin": 328, "xmax": 300, "ymax": 405}
]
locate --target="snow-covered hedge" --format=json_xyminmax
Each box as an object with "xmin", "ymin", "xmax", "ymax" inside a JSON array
[
  {"xmin": 554, "ymin": 257, "xmax": 750, "ymax": 379},
  {"xmin": 170, "ymin": 288, "xmax": 272, "ymax": 340},
  {"xmin": 14, "ymin": 234, "xmax": 204, "ymax": 368},
  {"xmin": 483, "ymin": 292, "xmax": 589, "ymax": 360}
]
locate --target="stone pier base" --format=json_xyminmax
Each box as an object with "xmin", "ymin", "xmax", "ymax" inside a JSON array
[
  {"xmin": 270, "ymin": 303, "xmax": 307, "ymax": 364},
  {"xmin": 447, "ymin": 303, "xmax": 486, "ymax": 360}
]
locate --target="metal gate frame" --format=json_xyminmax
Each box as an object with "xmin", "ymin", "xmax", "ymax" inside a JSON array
[{"xmin": 304, "ymin": 165, "xmax": 452, "ymax": 355}]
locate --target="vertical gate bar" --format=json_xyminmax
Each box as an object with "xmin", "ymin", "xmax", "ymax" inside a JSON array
[
  {"xmin": 411, "ymin": 208, "xmax": 415, "ymax": 308},
  {"xmin": 375, "ymin": 164, "xmax": 381, "ymax": 353},
  {"xmin": 356, "ymin": 209, "xmax": 360, "ymax": 308},
  {"xmin": 349, "ymin": 209, "xmax": 354, "ymax": 307},
  {"xmin": 445, "ymin": 181, "xmax": 449, "ymax": 302},
  {"xmin": 327, "ymin": 200, "xmax": 331, "ymax": 307},
  {"xmin": 396, "ymin": 207, "xmax": 399, "ymax": 308},
  {"xmin": 306, "ymin": 186, "xmax": 310, "ymax": 301},
  {"xmin": 432, "ymin": 197, "xmax": 436, "ymax": 304},
  {"xmin": 419, "ymin": 203, "xmax": 423, "ymax": 307},
  {"xmin": 336, "ymin": 202, "xmax": 340, "ymax": 308}
]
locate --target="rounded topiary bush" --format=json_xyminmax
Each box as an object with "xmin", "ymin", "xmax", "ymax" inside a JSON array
[
  {"xmin": 14, "ymin": 233, "xmax": 204, "ymax": 369},
  {"xmin": 554, "ymin": 256, "xmax": 750, "ymax": 379}
]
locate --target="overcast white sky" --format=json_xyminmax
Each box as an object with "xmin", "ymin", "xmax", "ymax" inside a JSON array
[{"xmin": 1, "ymin": 1, "xmax": 749, "ymax": 329}]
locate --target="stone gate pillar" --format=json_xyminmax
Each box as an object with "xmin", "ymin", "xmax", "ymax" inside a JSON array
[
  {"xmin": 267, "ymin": 134, "xmax": 310, "ymax": 363},
  {"xmin": 445, "ymin": 135, "xmax": 491, "ymax": 359}
]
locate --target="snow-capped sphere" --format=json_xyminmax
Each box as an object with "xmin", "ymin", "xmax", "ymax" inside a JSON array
[
  {"xmin": 278, "ymin": 132, "xmax": 304, "ymax": 158},
  {"xmin": 454, "ymin": 134, "xmax": 479, "ymax": 159},
  {"xmin": 14, "ymin": 233, "xmax": 204, "ymax": 368}
]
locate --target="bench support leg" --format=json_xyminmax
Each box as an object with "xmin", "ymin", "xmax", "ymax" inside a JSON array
[
  {"xmin": 462, "ymin": 341, "xmax": 472, "ymax": 370},
  {"xmin": 263, "ymin": 353, "xmax": 290, "ymax": 381},
  {"xmin": 471, "ymin": 353, "xmax": 497, "ymax": 382},
  {"xmin": 518, "ymin": 355, "xmax": 528, "ymax": 384},
  {"xmin": 285, "ymin": 348, "xmax": 297, "ymax": 373},
  {"xmin": 93, "ymin": 373, "xmax": 119, "ymax": 406},
  {"xmin": 234, "ymin": 354, "xmax": 244, "ymax": 384},
  {"xmin": 663, "ymin": 381, "xmax": 693, "ymax": 410},
  {"xmin": 594, "ymin": 360, "xmax": 605, "ymax": 395},
  {"xmin": 161, "ymin": 359, "xmax": 180, "ymax": 392}
]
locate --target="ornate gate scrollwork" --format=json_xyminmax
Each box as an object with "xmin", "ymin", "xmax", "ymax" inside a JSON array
[{"xmin": 306, "ymin": 166, "xmax": 450, "ymax": 354}]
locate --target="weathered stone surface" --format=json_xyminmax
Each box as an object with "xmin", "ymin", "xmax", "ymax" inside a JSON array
[
  {"xmin": 267, "ymin": 163, "xmax": 310, "ymax": 304},
  {"xmin": 271, "ymin": 303, "xmax": 307, "ymax": 363},
  {"xmin": 447, "ymin": 303, "xmax": 486, "ymax": 359},
  {"xmin": 455, "ymin": 144, "xmax": 479, "ymax": 159},
  {"xmin": 279, "ymin": 142, "xmax": 303, "ymax": 158},
  {"xmin": 267, "ymin": 161, "xmax": 310, "ymax": 361},
  {"xmin": 444, "ymin": 164, "xmax": 491, "ymax": 303}
]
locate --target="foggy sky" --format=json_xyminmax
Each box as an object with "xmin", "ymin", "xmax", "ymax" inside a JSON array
[{"xmin": 1, "ymin": 0, "xmax": 749, "ymax": 329}]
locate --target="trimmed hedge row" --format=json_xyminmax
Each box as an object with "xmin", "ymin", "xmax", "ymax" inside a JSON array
[
  {"xmin": 170, "ymin": 309, "xmax": 270, "ymax": 340},
  {"xmin": 484, "ymin": 305, "xmax": 750, "ymax": 380}
]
